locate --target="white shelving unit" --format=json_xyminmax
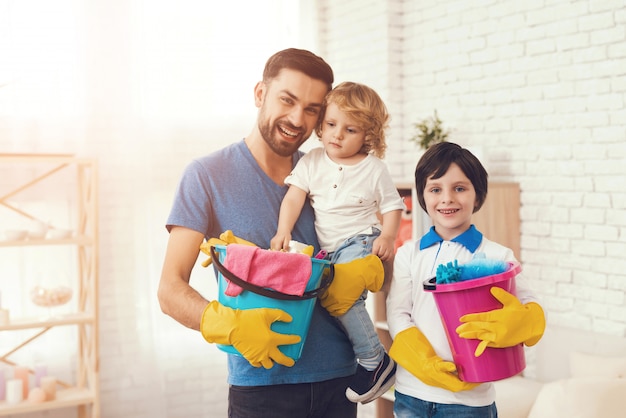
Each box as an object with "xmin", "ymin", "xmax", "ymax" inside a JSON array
[{"xmin": 0, "ymin": 154, "xmax": 99, "ymax": 418}]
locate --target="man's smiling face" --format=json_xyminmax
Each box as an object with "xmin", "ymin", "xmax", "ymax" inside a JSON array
[{"xmin": 256, "ymin": 68, "xmax": 328, "ymax": 157}]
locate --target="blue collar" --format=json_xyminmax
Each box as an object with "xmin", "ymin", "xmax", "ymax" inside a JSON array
[{"xmin": 419, "ymin": 225, "xmax": 483, "ymax": 253}]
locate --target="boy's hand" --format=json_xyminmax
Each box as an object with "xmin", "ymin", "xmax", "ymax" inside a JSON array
[{"xmin": 456, "ymin": 287, "xmax": 546, "ymax": 357}]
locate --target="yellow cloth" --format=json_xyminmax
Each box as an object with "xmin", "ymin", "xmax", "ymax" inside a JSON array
[
  {"xmin": 456, "ymin": 287, "xmax": 546, "ymax": 357},
  {"xmin": 389, "ymin": 327, "xmax": 479, "ymax": 392},
  {"xmin": 200, "ymin": 300, "xmax": 300, "ymax": 369}
]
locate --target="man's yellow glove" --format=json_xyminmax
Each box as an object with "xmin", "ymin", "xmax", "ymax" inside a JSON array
[
  {"xmin": 319, "ymin": 254, "xmax": 384, "ymax": 316},
  {"xmin": 389, "ymin": 327, "xmax": 479, "ymax": 392},
  {"xmin": 200, "ymin": 300, "xmax": 300, "ymax": 369},
  {"xmin": 456, "ymin": 287, "xmax": 546, "ymax": 357}
]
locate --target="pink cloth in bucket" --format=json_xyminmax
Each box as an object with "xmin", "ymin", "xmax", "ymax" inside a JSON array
[{"xmin": 223, "ymin": 244, "xmax": 312, "ymax": 297}]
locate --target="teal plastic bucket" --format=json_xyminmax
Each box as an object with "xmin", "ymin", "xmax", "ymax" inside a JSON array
[{"xmin": 211, "ymin": 245, "xmax": 333, "ymax": 361}]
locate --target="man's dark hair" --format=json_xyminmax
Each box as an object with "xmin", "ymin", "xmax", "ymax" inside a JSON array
[
  {"xmin": 263, "ymin": 48, "xmax": 334, "ymax": 92},
  {"xmin": 414, "ymin": 142, "xmax": 489, "ymax": 213}
]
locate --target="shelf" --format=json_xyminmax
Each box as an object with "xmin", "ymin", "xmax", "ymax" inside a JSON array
[
  {"xmin": 0, "ymin": 387, "xmax": 94, "ymax": 414},
  {"xmin": 0, "ymin": 236, "xmax": 94, "ymax": 247},
  {"xmin": 0, "ymin": 153, "xmax": 76, "ymax": 162},
  {"xmin": 0, "ymin": 154, "xmax": 99, "ymax": 417},
  {"xmin": 0, "ymin": 313, "xmax": 94, "ymax": 331},
  {"xmin": 472, "ymin": 182, "xmax": 521, "ymax": 261}
]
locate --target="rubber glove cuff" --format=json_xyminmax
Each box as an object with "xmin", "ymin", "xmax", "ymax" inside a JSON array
[
  {"xmin": 200, "ymin": 300, "xmax": 235, "ymax": 344},
  {"xmin": 389, "ymin": 327, "xmax": 479, "ymax": 392}
]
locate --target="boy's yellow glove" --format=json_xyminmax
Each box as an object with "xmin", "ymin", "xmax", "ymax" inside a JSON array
[
  {"xmin": 456, "ymin": 287, "xmax": 546, "ymax": 357},
  {"xmin": 319, "ymin": 254, "xmax": 384, "ymax": 316},
  {"xmin": 200, "ymin": 300, "xmax": 300, "ymax": 369},
  {"xmin": 389, "ymin": 327, "xmax": 479, "ymax": 392}
]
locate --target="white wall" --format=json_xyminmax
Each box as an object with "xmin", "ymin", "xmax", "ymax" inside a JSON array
[
  {"xmin": 321, "ymin": 0, "xmax": 626, "ymax": 341},
  {"xmin": 317, "ymin": 0, "xmax": 406, "ymax": 178}
]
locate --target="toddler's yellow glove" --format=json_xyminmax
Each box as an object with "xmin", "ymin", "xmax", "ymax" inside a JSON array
[
  {"xmin": 389, "ymin": 327, "xmax": 479, "ymax": 392},
  {"xmin": 200, "ymin": 300, "xmax": 300, "ymax": 369},
  {"xmin": 319, "ymin": 254, "xmax": 384, "ymax": 316},
  {"xmin": 456, "ymin": 287, "xmax": 546, "ymax": 357}
]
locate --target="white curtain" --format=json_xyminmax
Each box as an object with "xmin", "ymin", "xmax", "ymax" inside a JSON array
[{"xmin": 0, "ymin": 1, "xmax": 318, "ymax": 416}]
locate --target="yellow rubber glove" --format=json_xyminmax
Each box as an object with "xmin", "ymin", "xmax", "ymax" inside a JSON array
[
  {"xmin": 456, "ymin": 287, "xmax": 546, "ymax": 357},
  {"xmin": 219, "ymin": 230, "xmax": 257, "ymax": 247},
  {"xmin": 199, "ymin": 230, "xmax": 258, "ymax": 267},
  {"xmin": 319, "ymin": 254, "xmax": 384, "ymax": 316},
  {"xmin": 199, "ymin": 237, "xmax": 228, "ymax": 267},
  {"xmin": 300, "ymin": 245, "xmax": 314, "ymax": 257},
  {"xmin": 200, "ymin": 300, "xmax": 301, "ymax": 369},
  {"xmin": 389, "ymin": 327, "xmax": 480, "ymax": 392}
]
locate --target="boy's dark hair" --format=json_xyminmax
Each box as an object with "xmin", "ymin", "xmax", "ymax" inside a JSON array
[
  {"xmin": 263, "ymin": 48, "xmax": 334, "ymax": 92},
  {"xmin": 414, "ymin": 142, "xmax": 488, "ymax": 213}
]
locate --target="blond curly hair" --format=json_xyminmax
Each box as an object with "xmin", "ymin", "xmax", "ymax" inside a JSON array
[{"xmin": 315, "ymin": 81, "xmax": 390, "ymax": 159}]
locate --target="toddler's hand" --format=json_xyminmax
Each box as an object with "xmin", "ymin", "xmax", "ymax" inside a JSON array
[
  {"xmin": 270, "ymin": 232, "xmax": 291, "ymax": 252},
  {"xmin": 373, "ymin": 235, "xmax": 395, "ymax": 261}
]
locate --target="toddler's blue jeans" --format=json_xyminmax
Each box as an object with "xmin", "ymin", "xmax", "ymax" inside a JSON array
[{"xmin": 328, "ymin": 229, "xmax": 384, "ymax": 363}]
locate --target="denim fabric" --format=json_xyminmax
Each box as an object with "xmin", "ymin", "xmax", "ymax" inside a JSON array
[
  {"xmin": 228, "ymin": 375, "xmax": 357, "ymax": 418},
  {"xmin": 394, "ymin": 391, "xmax": 498, "ymax": 418},
  {"xmin": 329, "ymin": 229, "xmax": 380, "ymax": 264},
  {"xmin": 328, "ymin": 229, "xmax": 384, "ymax": 361}
]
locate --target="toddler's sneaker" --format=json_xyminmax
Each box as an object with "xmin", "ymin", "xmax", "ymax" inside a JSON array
[{"xmin": 345, "ymin": 353, "xmax": 396, "ymax": 404}]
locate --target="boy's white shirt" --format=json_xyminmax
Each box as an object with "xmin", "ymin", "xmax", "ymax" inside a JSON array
[
  {"xmin": 285, "ymin": 147, "xmax": 404, "ymax": 251},
  {"xmin": 387, "ymin": 228, "xmax": 536, "ymax": 407}
]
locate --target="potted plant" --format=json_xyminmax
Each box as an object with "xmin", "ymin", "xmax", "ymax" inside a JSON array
[{"xmin": 410, "ymin": 110, "xmax": 450, "ymax": 150}]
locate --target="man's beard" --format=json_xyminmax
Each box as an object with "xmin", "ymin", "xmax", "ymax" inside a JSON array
[{"xmin": 258, "ymin": 117, "xmax": 308, "ymax": 157}]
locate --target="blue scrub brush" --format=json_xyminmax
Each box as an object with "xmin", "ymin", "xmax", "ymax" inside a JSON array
[{"xmin": 436, "ymin": 253, "xmax": 509, "ymax": 284}]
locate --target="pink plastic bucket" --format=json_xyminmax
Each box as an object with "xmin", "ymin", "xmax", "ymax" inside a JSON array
[{"xmin": 423, "ymin": 261, "xmax": 525, "ymax": 382}]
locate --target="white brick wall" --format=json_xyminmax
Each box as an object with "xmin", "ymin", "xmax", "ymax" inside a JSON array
[
  {"xmin": 321, "ymin": 0, "xmax": 626, "ymax": 339},
  {"xmin": 317, "ymin": 0, "xmax": 405, "ymax": 179}
]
